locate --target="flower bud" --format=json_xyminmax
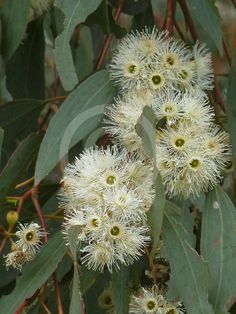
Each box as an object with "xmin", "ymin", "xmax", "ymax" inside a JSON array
[{"xmin": 6, "ymin": 211, "xmax": 19, "ymax": 227}]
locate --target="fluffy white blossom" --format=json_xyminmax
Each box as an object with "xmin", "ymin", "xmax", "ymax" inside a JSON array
[
  {"xmin": 129, "ymin": 286, "xmax": 184, "ymax": 314},
  {"xmin": 60, "ymin": 146, "xmax": 154, "ymax": 271},
  {"xmin": 15, "ymin": 222, "xmax": 45, "ymax": 254},
  {"xmin": 110, "ymin": 28, "xmax": 214, "ymax": 93},
  {"xmin": 4, "ymin": 243, "xmax": 34, "ymax": 271}
]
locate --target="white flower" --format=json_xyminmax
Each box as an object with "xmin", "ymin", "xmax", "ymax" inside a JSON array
[
  {"xmin": 152, "ymin": 89, "xmax": 182, "ymax": 125},
  {"xmin": 192, "ymin": 41, "xmax": 214, "ymax": 90},
  {"xmin": 60, "ymin": 146, "xmax": 154, "ymax": 271},
  {"xmin": 60, "ymin": 146, "xmax": 154, "ymax": 208},
  {"xmin": 15, "ymin": 222, "xmax": 45, "ymax": 254},
  {"xmin": 4, "ymin": 244, "xmax": 34, "ymax": 271},
  {"xmin": 110, "ymin": 28, "xmax": 213, "ymax": 92},
  {"xmin": 105, "ymin": 92, "xmax": 153, "ymax": 154},
  {"xmin": 129, "ymin": 286, "xmax": 184, "ymax": 314},
  {"xmin": 180, "ymin": 90, "xmax": 214, "ymax": 125}
]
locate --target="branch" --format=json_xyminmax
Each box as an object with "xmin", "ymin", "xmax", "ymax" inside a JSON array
[
  {"xmin": 164, "ymin": 0, "xmax": 176, "ymax": 34},
  {"xmin": 95, "ymin": 0, "xmax": 125, "ymax": 70}
]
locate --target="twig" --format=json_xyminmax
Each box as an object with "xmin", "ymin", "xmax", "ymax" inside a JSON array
[
  {"xmin": 15, "ymin": 177, "xmax": 35, "ymax": 189},
  {"xmin": 0, "ymin": 190, "xmax": 32, "ymax": 256},
  {"xmin": 95, "ymin": 0, "xmax": 125, "ymax": 70},
  {"xmin": 164, "ymin": 0, "xmax": 176, "ymax": 34},
  {"xmin": 177, "ymin": 0, "xmax": 199, "ymax": 41}
]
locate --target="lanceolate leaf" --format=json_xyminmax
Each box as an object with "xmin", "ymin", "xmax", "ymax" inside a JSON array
[
  {"xmin": 187, "ymin": 0, "xmax": 223, "ymax": 55},
  {"xmin": 162, "ymin": 207, "xmax": 214, "ymax": 314},
  {"xmin": 112, "ymin": 265, "xmax": 130, "ymax": 314},
  {"xmin": 0, "ymin": 232, "xmax": 66, "ymax": 313},
  {"xmin": 54, "ymin": 0, "xmax": 102, "ymax": 90},
  {"xmin": 0, "ymin": 133, "xmax": 43, "ymax": 201},
  {"xmin": 0, "ymin": 0, "xmax": 31, "ymax": 61},
  {"xmin": 6, "ymin": 19, "xmax": 45, "ymax": 99},
  {"xmin": 201, "ymin": 186, "xmax": 236, "ymax": 313},
  {"xmin": 135, "ymin": 106, "xmax": 157, "ymax": 161},
  {"xmin": 34, "ymin": 69, "xmax": 116, "ymax": 185},
  {"xmin": 147, "ymin": 172, "xmax": 165, "ymax": 258},
  {"xmin": 68, "ymin": 226, "xmax": 84, "ymax": 314},
  {"xmin": 0, "ymin": 99, "xmax": 45, "ymax": 158}
]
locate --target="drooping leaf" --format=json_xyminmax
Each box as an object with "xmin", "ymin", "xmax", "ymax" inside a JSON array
[
  {"xmin": 68, "ymin": 226, "xmax": 84, "ymax": 314},
  {"xmin": 6, "ymin": 19, "xmax": 45, "ymax": 100},
  {"xmin": 187, "ymin": 0, "xmax": 223, "ymax": 55},
  {"xmin": 112, "ymin": 265, "xmax": 130, "ymax": 314},
  {"xmin": 0, "ymin": 0, "xmax": 31, "ymax": 61},
  {"xmin": 0, "ymin": 232, "xmax": 66, "ymax": 313},
  {"xmin": 135, "ymin": 106, "xmax": 157, "ymax": 161},
  {"xmin": 0, "ymin": 133, "xmax": 43, "ymax": 201},
  {"xmin": 34, "ymin": 69, "xmax": 116, "ymax": 185},
  {"xmin": 0, "ymin": 99, "xmax": 45, "ymax": 163},
  {"xmin": 162, "ymin": 205, "xmax": 214, "ymax": 314},
  {"xmin": 74, "ymin": 26, "xmax": 94, "ymax": 82},
  {"xmin": 54, "ymin": 0, "xmax": 102, "ymax": 91},
  {"xmin": 147, "ymin": 172, "xmax": 165, "ymax": 258},
  {"xmin": 201, "ymin": 186, "xmax": 236, "ymax": 313}
]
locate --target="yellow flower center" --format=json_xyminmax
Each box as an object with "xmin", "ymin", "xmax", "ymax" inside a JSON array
[
  {"xmin": 166, "ymin": 56, "xmax": 175, "ymax": 66},
  {"xmin": 152, "ymin": 75, "xmax": 162, "ymax": 85},
  {"xmin": 128, "ymin": 64, "xmax": 137, "ymax": 74},
  {"xmin": 26, "ymin": 231, "xmax": 34, "ymax": 241},
  {"xmin": 147, "ymin": 300, "xmax": 156, "ymax": 310},
  {"xmin": 190, "ymin": 159, "xmax": 199, "ymax": 168},
  {"xmin": 110, "ymin": 226, "xmax": 120, "ymax": 236},
  {"xmin": 175, "ymin": 138, "xmax": 185, "ymax": 147},
  {"xmin": 106, "ymin": 175, "xmax": 116, "ymax": 185},
  {"xmin": 92, "ymin": 218, "xmax": 99, "ymax": 227}
]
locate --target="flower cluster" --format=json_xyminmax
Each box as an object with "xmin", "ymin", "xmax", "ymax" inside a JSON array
[
  {"xmin": 129, "ymin": 286, "xmax": 185, "ymax": 314},
  {"xmin": 4, "ymin": 222, "xmax": 45, "ymax": 270},
  {"xmin": 110, "ymin": 28, "xmax": 213, "ymax": 93},
  {"xmin": 106, "ymin": 28, "xmax": 232, "ymax": 199},
  {"xmin": 60, "ymin": 146, "xmax": 154, "ymax": 272}
]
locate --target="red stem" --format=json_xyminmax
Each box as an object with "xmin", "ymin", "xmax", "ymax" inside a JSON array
[
  {"xmin": 95, "ymin": 0, "xmax": 125, "ymax": 70},
  {"xmin": 164, "ymin": 0, "xmax": 176, "ymax": 34}
]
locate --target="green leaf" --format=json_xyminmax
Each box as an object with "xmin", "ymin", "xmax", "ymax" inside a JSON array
[
  {"xmin": 0, "ymin": 99, "xmax": 45, "ymax": 160},
  {"xmin": 74, "ymin": 26, "xmax": 94, "ymax": 82},
  {"xmin": 68, "ymin": 226, "xmax": 84, "ymax": 314},
  {"xmin": 227, "ymin": 70, "xmax": 236, "ymax": 160},
  {"xmin": 112, "ymin": 265, "xmax": 130, "ymax": 314},
  {"xmin": 0, "ymin": 133, "xmax": 43, "ymax": 201},
  {"xmin": 0, "ymin": 0, "xmax": 31, "ymax": 61},
  {"xmin": 0, "ymin": 127, "xmax": 4, "ymax": 162},
  {"xmin": 0, "ymin": 232, "xmax": 66, "ymax": 313},
  {"xmin": 187, "ymin": 0, "xmax": 223, "ymax": 55},
  {"xmin": 201, "ymin": 186, "xmax": 236, "ymax": 313},
  {"xmin": 54, "ymin": 0, "xmax": 102, "ymax": 91},
  {"xmin": 34, "ymin": 69, "xmax": 116, "ymax": 185},
  {"xmin": 135, "ymin": 106, "xmax": 157, "ymax": 161},
  {"xmin": 80, "ymin": 268, "xmax": 99, "ymax": 295},
  {"xmin": 6, "ymin": 19, "xmax": 45, "ymax": 99},
  {"xmin": 162, "ymin": 208, "xmax": 214, "ymax": 314},
  {"xmin": 147, "ymin": 172, "xmax": 165, "ymax": 258}
]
